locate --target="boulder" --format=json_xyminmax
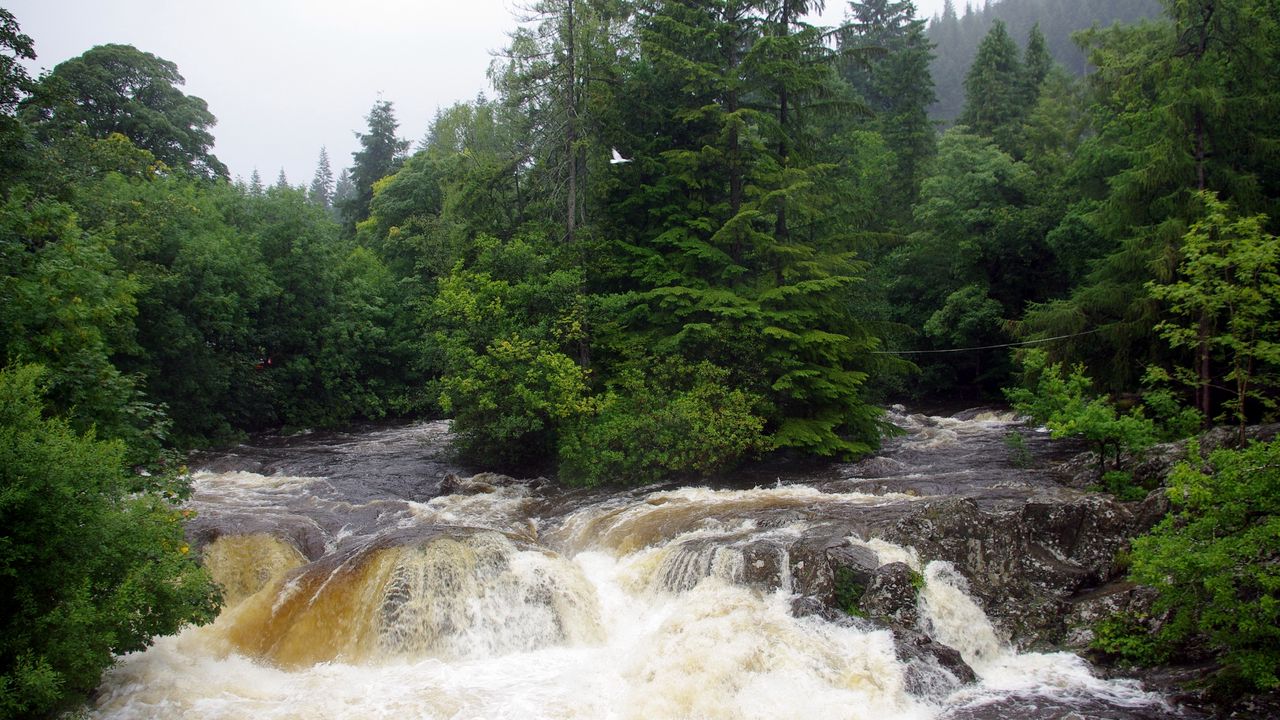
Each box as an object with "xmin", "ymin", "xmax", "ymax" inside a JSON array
[{"xmin": 860, "ymin": 561, "xmax": 921, "ymax": 627}]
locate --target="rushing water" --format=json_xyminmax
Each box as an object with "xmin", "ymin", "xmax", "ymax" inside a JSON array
[{"xmin": 89, "ymin": 411, "xmax": 1184, "ymax": 719}]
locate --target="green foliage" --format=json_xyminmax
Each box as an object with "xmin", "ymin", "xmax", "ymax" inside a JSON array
[
  {"xmin": 1006, "ymin": 349, "xmax": 1158, "ymax": 484},
  {"xmin": 430, "ymin": 233, "xmax": 591, "ymax": 466},
  {"xmin": 0, "ymin": 189, "xmax": 171, "ymax": 461},
  {"xmin": 75, "ymin": 174, "xmax": 277, "ymax": 442},
  {"xmin": 1105, "ymin": 439, "xmax": 1280, "ymax": 691},
  {"xmin": 558, "ymin": 360, "xmax": 768, "ymax": 486},
  {"xmin": 0, "ymin": 365, "xmax": 220, "ymax": 719},
  {"xmin": 1147, "ymin": 191, "xmax": 1280, "ymax": 437},
  {"xmin": 833, "ymin": 566, "xmax": 868, "ymax": 618},
  {"xmin": 24, "ymin": 44, "xmax": 227, "ymax": 179},
  {"xmin": 440, "ymin": 335, "xmax": 592, "ymax": 468},
  {"xmin": 1092, "ymin": 611, "xmax": 1165, "ymax": 664}
]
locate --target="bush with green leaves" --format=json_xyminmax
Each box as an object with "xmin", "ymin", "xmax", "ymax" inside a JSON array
[
  {"xmin": 1005, "ymin": 348, "xmax": 1158, "ymax": 487},
  {"xmin": 557, "ymin": 360, "xmax": 769, "ymax": 487},
  {"xmin": 1094, "ymin": 439, "xmax": 1280, "ymax": 692},
  {"xmin": 438, "ymin": 335, "xmax": 593, "ymax": 469},
  {"xmin": 0, "ymin": 365, "xmax": 221, "ymax": 719}
]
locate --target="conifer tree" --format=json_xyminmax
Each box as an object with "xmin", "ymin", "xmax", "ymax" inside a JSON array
[
  {"xmin": 1021, "ymin": 23, "xmax": 1051, "ymax": 104},
  {"xmin": 612, "ymin": 0, "xmax": 882, "ymax": 457},
  {"xmin": 309, "ymin": 146, "xmax": 334, "ymax": 208},
  {"xmin": 840, "ymin": 0, "xmax": 937, "ymax": 211},
  {"xmin": 340, "ymin": 99, "xmax": 408, "ymax": 233},
  {"xmin": 332, "ymin": 168, "xmax": 354, "ymax": 220},
  {"xmin": 958, "ymin": 20, "xmax": 1024, "ymax": 150},
  {"xmin": 249, "ymin": 167, "xmax": 263, "ymax": 195}
]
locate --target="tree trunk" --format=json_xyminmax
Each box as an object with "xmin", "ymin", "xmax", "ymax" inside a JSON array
[{"xmin": 565, "ymin": 0, "xmax": 578, "ymax": 245}]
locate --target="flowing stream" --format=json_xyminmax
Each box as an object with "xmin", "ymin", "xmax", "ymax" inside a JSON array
[{"xmin": 89, "ymin": 410, "xmax": 1185, "ymax": 719}]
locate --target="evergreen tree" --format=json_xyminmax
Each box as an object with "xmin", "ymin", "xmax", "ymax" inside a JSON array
[
  {"xmin": 339, "ymin": 99, "xmax": 408, "ymax": 233},
  {"xmin": 958, "ymin": 20, "xmax": 1024, "ymax": 150},
  {"xmin": 274, "ymin": 167, "xmax": 289, "ymax": 190},
  {"xmin": 839, "ymin": 0, "xmax": 937, "ymax": 212},
  {"xmin": 609, "ymin": 0, "xmax": 883, "ymax": 457},
  {"xmin": 1023, "ymin": 0, "xmax": 1280, "ymax": 394},
  {"xmin": 308, "ymin": 146, "xmax": 334, "ymax": 208},
  {"xmin": 1021, "ymin": 22, "xmax": 1051, "ymax": 103},
  {"xmin": 332, "ymin": 168, "xmax": 354, "ymax": 219},
  {"xmin": 493, "ymin": 0, "xmax": 632, "ymax": 244},
  {"xmin": 248, "ymin": 167, "xmax": 263, "ymax": 195}
]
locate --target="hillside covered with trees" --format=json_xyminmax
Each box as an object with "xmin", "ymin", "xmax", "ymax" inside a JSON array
[
  {"xmin": 2, "ymin": 0, "xmax": 1279, "ymax": 714},
  {"xmin": 925, "ymin": 0, "xmax": 1163, "ymax": 121}
]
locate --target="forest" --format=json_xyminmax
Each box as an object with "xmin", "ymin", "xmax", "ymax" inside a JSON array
[{"xmin": 2, "ymin": 0, "xmax": 1279, "ymax": 716}]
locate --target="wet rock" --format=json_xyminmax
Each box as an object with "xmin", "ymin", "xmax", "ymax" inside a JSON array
[
  {"xmin": 860, "ymin": 561, "xmax": 920, "ymax": 627},
  {"xmin": 1060, "ymin": 581, "xmax": 1158, "ymax": 651},
  {"xmin": 843, "ymin": 455, "xmax": 910, "ymax": 479},
  {"xmin": 893, "ymin": 627, "xmax": 977, "ymax": 698},
  {"xmin": 887, "ymin": 494, "xmax": 1152, "ymax": 647},
  {"xmin": 187, "ymin": 514, "xmax": 329, "ymax": 561},
  {"xmin": 440, "ymin": 472, "xmax": 543, "ymax": 495}
]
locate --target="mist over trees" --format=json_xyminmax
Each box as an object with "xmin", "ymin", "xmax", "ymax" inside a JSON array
[{"xmin": 926, "ymin": 0, "xmax": 1163, "ymax": 122}]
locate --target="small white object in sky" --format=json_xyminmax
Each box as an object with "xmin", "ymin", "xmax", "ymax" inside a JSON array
[{"xmin": 610, "ymin": 148, "xmax": 631, "ymax": 164}]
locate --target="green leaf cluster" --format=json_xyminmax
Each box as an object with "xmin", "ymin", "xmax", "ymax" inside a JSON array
[
  {"xmin": 1006, "ymin": 348, "xmax": 1158, "ymax": 486},
  {"xmin": 1100, "ymin": 439, "xmax": 1280, "ymax": 692},
  {"xmin": 0, "ymin": 365, "xmax": 220, "ymax": 718},
  {"xmin": 558, "ymin": 360, "xmax": 768, "ymax": 486}
]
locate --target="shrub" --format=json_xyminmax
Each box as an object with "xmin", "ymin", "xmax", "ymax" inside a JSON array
[
  {"xmin": 1099, "ymin": 439, "xmax": 1280, "ymax": 691},
  {"xmin": 0, "ymin": 365, "xmax": 221, "ymax": 718},
  {"xmin": 1006, "ymin": 349, "xmax": 1158, "ymax": 487},
  {"xmin": 557, "ymin": 361, "xmax": 768, "ymax": 486}
]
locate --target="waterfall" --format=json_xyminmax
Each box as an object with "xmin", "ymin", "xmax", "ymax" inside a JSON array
[{"xmin": 90, "ymin": 415, "xmax": 1179, "ymax": 720}]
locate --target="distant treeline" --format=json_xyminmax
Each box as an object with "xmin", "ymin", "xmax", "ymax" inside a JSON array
[{"xmin": 926, "ymin": 0, "xmax": 1163, "ymax": 121}]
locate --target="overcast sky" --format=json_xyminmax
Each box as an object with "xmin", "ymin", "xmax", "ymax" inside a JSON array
[{"xmin": 7, "ymin": 0, "xmax": 949, "ymax": 186}]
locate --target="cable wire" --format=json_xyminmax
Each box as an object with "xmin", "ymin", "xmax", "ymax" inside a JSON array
[{"xmin": 870, "ymin": 328, "xmax": 1103, "ymax": 355}]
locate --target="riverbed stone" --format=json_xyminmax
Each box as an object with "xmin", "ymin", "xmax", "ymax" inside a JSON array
[
  {"xmin": 860, "ymin": 561, "xmax": 920, "ymax": 627},
  {"xmin": 893, "ymin": 627, "xmax": 978, "ymax": 697}
]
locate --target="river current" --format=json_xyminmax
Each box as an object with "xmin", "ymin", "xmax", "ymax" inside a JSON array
[{"xmin": 89, "ymin": 410, "xmax": 1184, "ymax": 719}]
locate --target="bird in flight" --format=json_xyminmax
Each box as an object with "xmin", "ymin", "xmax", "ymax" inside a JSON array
[{"xmin": 610, "ymin": 148, "xmax": 631, "ymax": 164}]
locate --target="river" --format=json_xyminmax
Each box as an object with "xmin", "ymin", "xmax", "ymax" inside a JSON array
[{"xmin": 88, "ymin": 409, "xmax": 1188, "ymax": 719}]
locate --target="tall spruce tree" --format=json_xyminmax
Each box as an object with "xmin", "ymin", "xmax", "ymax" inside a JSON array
[
  {"xmin": 340, "ymin": 99, "xmax": 408, "ymax": 233},
  {"xmin": 839, "ymin": 0, "xmax": 936, "ymax": 212},
  {"xmin": 309, "ymin": 146, "xmax": 334, "ymax": 208},
  {"xmin": 613, "ymin": 0, "xmax": 882, "ymax": 457},
  {"xmin": 1021, "ymin": 22, "xmax": 1051, "ymax": 104},
  {"xmin": 332, "ymin": 168, "xmax": 354, "ymax": 220},
  {"xmin": 958, "ymin": 20, "xmax": 1024, "ymax": 151}
]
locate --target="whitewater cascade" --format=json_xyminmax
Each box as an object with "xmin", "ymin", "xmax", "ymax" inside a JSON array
[{"xmin": 88, "ymin": 413, "xmax": 1177, "ymax": 720}]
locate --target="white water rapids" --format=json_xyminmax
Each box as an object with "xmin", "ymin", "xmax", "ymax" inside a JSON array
[{"xmin": 88, "ymin": 413, "xmax": 1176, "ymax": 719}]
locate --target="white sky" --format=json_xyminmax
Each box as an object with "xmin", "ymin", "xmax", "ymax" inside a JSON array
[{"xmin": 7, "ymin": 0, "xmax": 948, "ymax": 186}]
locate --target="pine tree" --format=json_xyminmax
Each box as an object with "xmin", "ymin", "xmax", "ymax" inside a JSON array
[
  {"xmin": 339, "ymin": 99, "xmax": 408, "ymax": 233},
  {"xmin": 958, "ymin": 20, "xmax": 1024, "ymax": 149},
  {"xmin": 309, "ymin": 146, "xmax": 334, "ymax": 208},
  {"xmin": 1022, "ymin": 23, "xmax": 1051, "ymax": 104},
  {"xmin": 274, "ymin": 168, "xmax": 289, "ymax": 190},
  {"xmin": 249, "ymin": 167, "xmax": 263, "ymax": 195},
  {"xmin": 612, "ymin": 0, "xmax": 882, "ymax": 457}
]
